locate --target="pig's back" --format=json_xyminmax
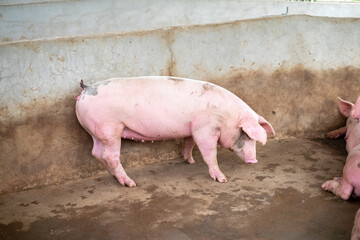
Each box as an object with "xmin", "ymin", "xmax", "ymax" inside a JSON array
[{"xmin": 79, "ymin": 76, "xmax": 240, "ymax": 113}]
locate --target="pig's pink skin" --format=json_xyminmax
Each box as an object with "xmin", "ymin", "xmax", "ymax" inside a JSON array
[
  {"xmin": 76, "ymin": 76, "xmax": 275, "ymax": 187},
  {"xmin": 181, "ymin": 137, "xmax": 196, "ymax": 164},
  {"xmin": 326, "ymin": 126, "xmax": 347, "ymax": 139},
  {"xmin": 352, "ymin": 208, "xmax": 360, "ymax": 240},
  {"xmin": 322, "ymin": 97, "xmax": 360, "ymax": 199}
]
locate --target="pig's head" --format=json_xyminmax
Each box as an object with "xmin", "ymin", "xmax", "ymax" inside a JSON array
[
  {"xmin": 230, "ymin": 115, "xmax": 275, "ymax": 164},
  {"xmin": 338, "ymin": 96, "xmax": 360, "ymax": 129}
]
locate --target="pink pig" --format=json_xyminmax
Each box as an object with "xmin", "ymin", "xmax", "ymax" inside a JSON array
[
  {"xmin": 75, "ymin": 76, "xmax": 275, "ymax": 187},
  {"xmin": 322, "ymin": 97, "xmax": 360, "ymax": 199}
]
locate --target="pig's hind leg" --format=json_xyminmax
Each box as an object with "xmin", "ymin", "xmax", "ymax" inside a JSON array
[
  {"xmin": 94, "ymin": 123, "xmax": 136, "ymax": 187},
  {"xmin": 91, "ymin": 135, "xmax": 106, "ymax": 167},
  {"xmin": 322, "ymin": 177, "xmax": 353, "ymax": 200},
  {"xmin": 182, "ymin": 137, "xmax": 196, "ymax": 164}
]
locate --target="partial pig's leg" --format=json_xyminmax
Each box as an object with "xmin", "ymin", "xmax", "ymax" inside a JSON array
[
  {"xmin": 327, "ymin": 126, "xmax": 347, "ymax": 139},
  {"xmin": 322, "ymin": 177, "xmax": 353, "ymax": 200},
  {"xmin": 182, "ymin": 137, "xmax": 196, "ymax": 164},
  {"xmin": 351, "ymin": 209, "xmax": 360, "ymax": 240},
  {"xmin": 192, "ymin": 127, "xmax": 227, "ymax": 183},
  {"xmin": 91, "ymin": 135, "xmax": 104, "ymax": 161},
  {"xmin": 91, "ymin": 135, "xmax": 111, "ymax": 177},
  {"xmin": 97, "ymin": 124, "xmax": 136, "ymax": 187},
  {"xmin": 354, "ymin": 186, "xmax": 360, "ymax": 197}
]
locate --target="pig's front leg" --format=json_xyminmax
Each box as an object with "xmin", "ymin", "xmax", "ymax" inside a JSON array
[
  {"xmin": 322, "ymin": 177, "xmax": 353, "ymax": 200},
  {"xmin": 192, "ymin": 125, "xmax": 227, "ymax": 183},
  {"xmin": 182, "ymin": 137, "xmax": 196, "ymax": 164},
  {"xmin": 327, "ymin": 126, "xmax": 347, "ymax": 139},
  {"xmin": 351, "ymin": 208, "xmax": 360, "ymax": 240}
]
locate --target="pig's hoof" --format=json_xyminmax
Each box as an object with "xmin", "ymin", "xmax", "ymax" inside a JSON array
[
  {"xmin": 322, "ymin": 178, "xmax": 352, "ymax": 200},
  {"xmin": 117, "ymin": 177, "xmax": 137, "ymax": 187},
  {"xmin": 210, "ymin": 171, "xmax": 228, "ymax": 183},
  {"xmin": 185, "ymin": 157, "xmax": 196, "ymax": 164},
  {"xmin": 322, "ymin": 179, "xmax": 338, "ymax": 191},
  {"xmin": 322, "ymin": 180, "xmax": 332, "ymax": 190},
  {"xmin": 326, "ymin": 132, "xmax": 340, "ymax": 139},
  {"xmin": 217, "ymin": 176, "xmax": 228, "ymax": 183},
  {"xmin": 126, "ymin": 180, "xmax": 137, "ymax": 188}
]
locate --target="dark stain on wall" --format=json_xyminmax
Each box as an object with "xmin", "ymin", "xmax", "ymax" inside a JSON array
[
  {"xmin": 205, "ymin": 65, "xmax": 360, "ymax": 138},
  {"xmin": 0, "ymin": 97, "xmax": 99, "ymax": 194}
]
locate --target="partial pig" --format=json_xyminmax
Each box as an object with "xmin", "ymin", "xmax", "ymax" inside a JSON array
[
  {"xmin": 322, "ymin": 97, "xmax": 360, "ymax": 199},
  {"xmin": 352, "ymin": 208, "xmax": 360, "ymax": 240},
  {"xmin": 75, "ymin": 76, "xmax": 275, "ymax": 187}
]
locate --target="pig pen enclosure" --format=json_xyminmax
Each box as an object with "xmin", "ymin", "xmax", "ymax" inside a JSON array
[{"xmin": 1, "ymin": 0, "xmax": 360, "ymax": 239}]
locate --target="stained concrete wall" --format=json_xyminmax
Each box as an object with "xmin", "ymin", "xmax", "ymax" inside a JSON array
[{"xmin": 1, "ymin": 15, "xmax": 360, "ymax": 193}]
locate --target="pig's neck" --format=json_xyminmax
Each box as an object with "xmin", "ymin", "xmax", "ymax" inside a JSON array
[{"xmin": 345, "ymin": 120, "xmax": 360, "ymax": 153}]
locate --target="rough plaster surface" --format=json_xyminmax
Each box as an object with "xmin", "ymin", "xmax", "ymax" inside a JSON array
[
  {"xmin": 1, "ymin": 0, "xmax": 360, "ymax": 42},
  {"xmin": 1, "ymin": 139, "xmax": 359, "ymax": 239},
  {"xmin": 1, "ymin": 15, "xmax": 360, "ymax": 192}
]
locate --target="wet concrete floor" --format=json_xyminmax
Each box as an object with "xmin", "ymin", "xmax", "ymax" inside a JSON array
[{"xmin": 1, "ymin": 138, "xmax": 359, "ymax": 240}]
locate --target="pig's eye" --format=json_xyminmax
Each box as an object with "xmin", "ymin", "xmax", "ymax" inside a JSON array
[
  {"xmin": 234, "ymin": 130, "xmax": 251, "ymax": 149},
  {"xmin": 240, "ymin": 129, "xmax": 250, "ymax": 140}
]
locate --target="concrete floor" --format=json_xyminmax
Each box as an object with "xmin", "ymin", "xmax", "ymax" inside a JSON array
[{"xmin": 1, "ymin": 138, "xmax": 359, "ymax": 240}]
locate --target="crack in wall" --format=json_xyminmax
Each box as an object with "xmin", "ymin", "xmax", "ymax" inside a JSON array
[{"xmin": 164, "ymin": 28, "xmax": 176, "ymax": 77}]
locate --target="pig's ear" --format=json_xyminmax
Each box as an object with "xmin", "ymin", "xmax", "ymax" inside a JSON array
[
  {"xmin": 241, "ymin": 121, "xmax": 267, "ymax": 145},
  {"xmin": 352, "ymin": 97, "xmax": 360, "ymax": 120},
  {"xmin": 258, "ymin": 115, "xmax": 275, "ymax": 136},
  {"xmin": 338, "ymin": 97, "xmax": 354, "ymax": 117}
]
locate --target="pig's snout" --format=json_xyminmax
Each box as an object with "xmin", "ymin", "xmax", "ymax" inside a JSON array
[
  {"xmin": 244, "ymin": 158, "xmax": 258, "ymax": 164},
  {"xmin": 231, "ymin": 145, "xmax": 257, "ymax": 164},
  {"xmin": 240, "ymin": 149, "xmax": 257, "ymax": 164}
]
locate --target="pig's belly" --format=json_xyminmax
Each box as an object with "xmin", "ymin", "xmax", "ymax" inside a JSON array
[
  {"xmin": 121, "ymin": 122, "xmax": 192, "ymax": 142},
  {"xmin": 119, "ymin": 104, "xmax": 198, "ymax": 141}
]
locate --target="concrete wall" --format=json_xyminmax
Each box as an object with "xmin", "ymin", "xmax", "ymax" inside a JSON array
[
  {"xmin": 1, "ymin": 0, "xmax": 360, "ymax": 42},
  {"xmin": 1, "ymin": 15, "xmax": 360, "ymax": 193}
]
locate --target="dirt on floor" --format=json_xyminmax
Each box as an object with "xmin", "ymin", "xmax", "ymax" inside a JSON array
[{"xmin": 0, "ymin": 138, "xmax": 359, "ymax": 240}]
